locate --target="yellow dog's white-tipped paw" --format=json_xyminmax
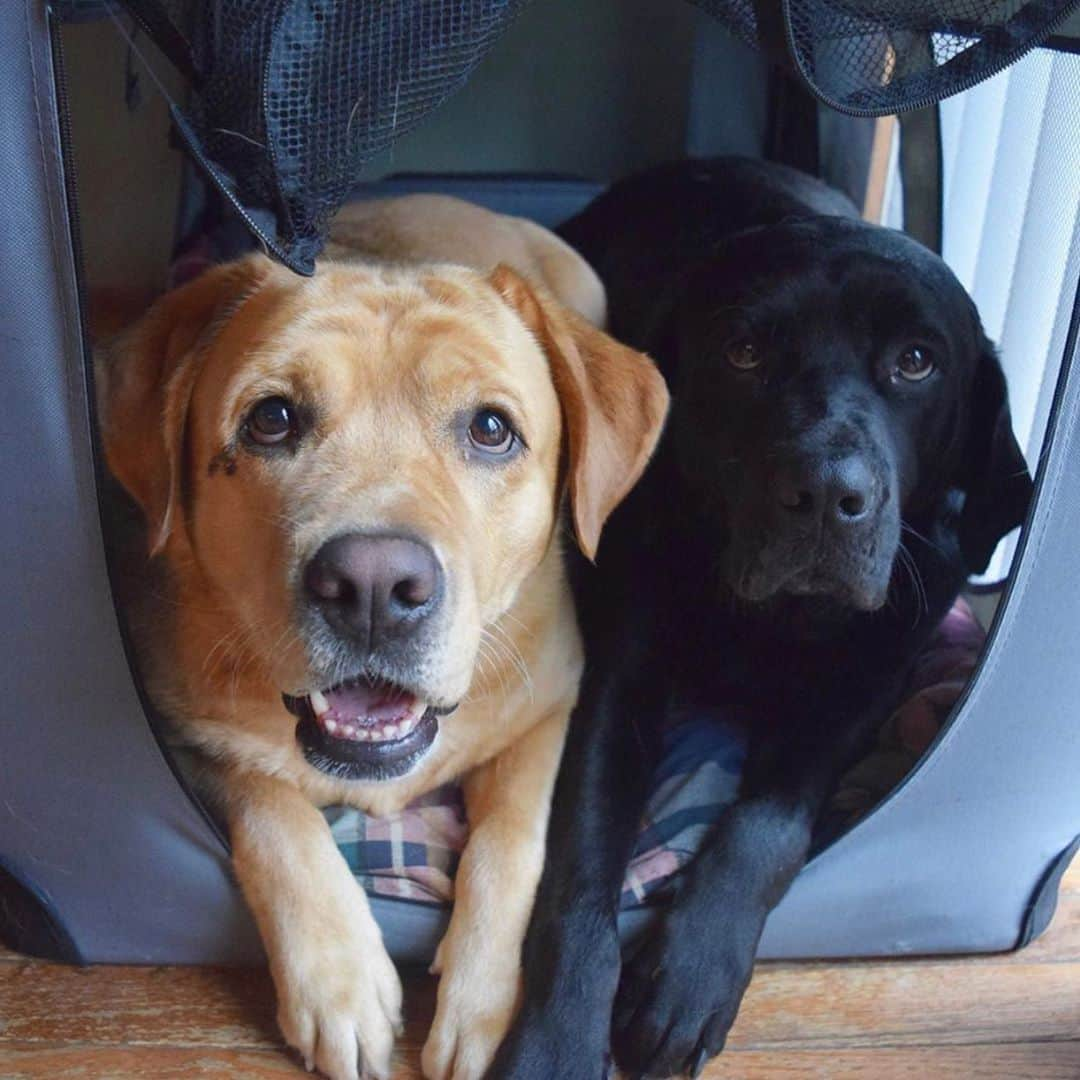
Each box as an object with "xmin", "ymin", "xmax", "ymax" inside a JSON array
[
  {"xmin": 421, "ymin": 969, "xmax": 519, "ymax": 1080},
  {"xmin": 276, "ymin": 941, "xmax": 403, "ymax": 1080}
]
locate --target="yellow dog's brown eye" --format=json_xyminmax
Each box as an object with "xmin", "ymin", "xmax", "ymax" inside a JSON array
[
  {"xmin": 896, "ymin": 345, "xmax": 935, "ymax": 382},
  {"xmin": 247, "ymin": 396, "xmax": 297, "ymax": 445},
  {"xmin": 726, "ymin": 339, "xmax": 760, "ymax": 370},
  {"xmin": 468, "ymin": 408, "xmax": 515, "ymax": 454}
]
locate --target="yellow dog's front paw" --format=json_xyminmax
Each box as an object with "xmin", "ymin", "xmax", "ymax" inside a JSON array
[
  {"xmin": 275, "ymin": 938, "xmax": 403, "ymax": 1080},
  {"xmin": 421, "ymin": 964, "xmax": 520, "ymax": 1080}
]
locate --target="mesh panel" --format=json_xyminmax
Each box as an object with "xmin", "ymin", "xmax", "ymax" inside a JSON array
[
  {"xmin": 125, "ymin": 0, "xmax": 529, "ymax": 273},
  {"xmin": 692, "ymin": 0, "xmax": 1080, "ymax": 115},
  {"xmin": 120, "ymin": 0, "xmax": 1078, "ymax": 273}
]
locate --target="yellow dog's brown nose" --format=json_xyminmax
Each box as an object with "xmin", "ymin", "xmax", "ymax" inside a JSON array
[{"xmin": 304, "ymin": 533, "xmax": 443, "ymax": 649}]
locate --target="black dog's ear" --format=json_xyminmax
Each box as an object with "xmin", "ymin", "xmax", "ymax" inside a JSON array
[{"xmin": 957, "ymin": 337, "xmax": 1034, "ymax": 574}]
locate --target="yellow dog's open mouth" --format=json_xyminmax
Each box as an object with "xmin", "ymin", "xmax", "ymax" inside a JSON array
[
  {"xmin": 283, "ymin": 678, "xmax": 448, "ymax": 781},
  {"xmin": 309, "ymin": 681, "xmax": 430, "ymax": 742}
]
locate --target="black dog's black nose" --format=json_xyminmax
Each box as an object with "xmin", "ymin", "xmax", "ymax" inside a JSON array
[
  {"xmin": 304, "ymin": 533, "xmax": 442, "ymax": 647},
  {"xmin": 774, "ymin": 456, "xmax": 876, "ymax": 528}
]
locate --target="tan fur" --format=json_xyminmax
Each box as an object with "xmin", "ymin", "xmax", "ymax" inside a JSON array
[
  {"xmin": 96, "ymin": 198, "xmax": 667, "ymax": 1080},
  {"xmin": 325, "ymin": 194, "xmax": 608, "ymax": 329}
]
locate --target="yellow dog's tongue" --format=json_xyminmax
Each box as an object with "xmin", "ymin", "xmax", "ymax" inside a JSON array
[{"xmin": 320, "ymin": 680, "xmax": 414, "ymax": 723}]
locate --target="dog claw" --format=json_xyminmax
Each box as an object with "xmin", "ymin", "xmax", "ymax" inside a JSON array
[{"xmin": 689, "ymin": 1045, "xmax": 709, "ymax": 1077}]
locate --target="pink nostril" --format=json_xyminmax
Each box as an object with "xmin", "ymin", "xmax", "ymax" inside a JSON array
[
  {"xmin": 304, "ymin": 560, "xmax": 348, "ymax": 602},
  {"xmin": 392, "ymin": 575, "xmax": 433, "ymax": 609}
]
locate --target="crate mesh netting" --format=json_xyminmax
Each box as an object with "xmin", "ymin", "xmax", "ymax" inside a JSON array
[
  {"xmin": 120, "ymin": 0, "xmax": 1078, "ymax": 272},
  {"xmin": 785, "ymin": 0, "xmax": 1078, "ymax": 114},
  {"xmin": 690, "ymin": 0, "xmax": 1079, "ymax": 113},
  {"xmin": 124, "ymin": 0, "xmax": 530, "ymax": 272}
]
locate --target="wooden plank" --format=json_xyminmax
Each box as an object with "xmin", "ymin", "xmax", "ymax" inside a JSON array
[
  {"xmin": 0, "ymin": 961, "xmax": 281, "ymax": 1049},
  {"xmin": 699, "ymin": 1041, "xmax": 1080, "ymax": 1080},
  {"xmin": 0, "ymin": 1040, "xmax": 1077, "ymax": 1079},
  {"xmin": 0, "ymin": 1043, "xmax": 306, "ymax": 1078},
  {"xmin": 725, "ymin": 960, "xmax": 1080, "ymax": 1050},
  {"xmin": 2, "ymin": 954, "xmax": 1078, "ymax": 1057},
  {"xmin": 0, "ymin": 858, "xmax": 1074, "ymax": 1076}
]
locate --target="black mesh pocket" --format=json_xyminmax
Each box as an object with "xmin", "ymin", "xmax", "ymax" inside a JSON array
[
  {"xmin": 118, "ymin": 0, "xmax": 1078, "ymax": 273},
  {"xmin": 694, "ymin": 0, "xmax": 1079, "ymax": 114},
  {"xmin": 124, "ymin": 0, "xmax": 529, "ymax": 274}
]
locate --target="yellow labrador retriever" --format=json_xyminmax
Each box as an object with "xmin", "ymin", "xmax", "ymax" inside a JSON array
[{"xmin": 96, "ymin": 196, "xmax": 668, "ymax": 1080}]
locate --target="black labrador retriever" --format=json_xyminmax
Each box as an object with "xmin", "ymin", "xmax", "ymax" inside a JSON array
[{"xmin": 491, "ymin": 158, "xmax": 1034, "ymax": 1079}]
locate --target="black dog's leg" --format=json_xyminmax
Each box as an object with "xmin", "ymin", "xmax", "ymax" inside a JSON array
[
  {"xmin": 611, "ymin": 721, "xmax": 867, "ymax": 1078},
  {"xmin": 489, "ymin": 651, "xmax": 666, "ymax": 1080}
]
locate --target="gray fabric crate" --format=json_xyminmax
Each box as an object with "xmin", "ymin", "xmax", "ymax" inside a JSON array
[{"xmin": 1, "ymin": 0, "xmax": 1077, "ymax": 966}]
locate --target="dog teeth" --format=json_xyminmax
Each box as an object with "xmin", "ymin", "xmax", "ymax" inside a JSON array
[{"xmin": 315, "ymin": 699, "xmax": 428, "ymax": 744}]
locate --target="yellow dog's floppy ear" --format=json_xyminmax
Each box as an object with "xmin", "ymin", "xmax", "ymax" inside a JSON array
[
  {"xmin": 95, "ymin": 256, "xmax": 272, "ymax": 555},
  {"xmin": 489, "ymin": 264, "xmax": 670, "ymax": 560}
]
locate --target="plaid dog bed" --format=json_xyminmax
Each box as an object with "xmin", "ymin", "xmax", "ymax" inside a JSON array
[{"xmin": 326, "ymin": 598, "xmax": 985, "ymax": 910}]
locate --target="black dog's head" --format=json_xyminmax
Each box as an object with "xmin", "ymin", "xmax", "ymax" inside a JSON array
[{"xmin": 664, "ymin": 217, "xmax": 1032, "ymax": 612}]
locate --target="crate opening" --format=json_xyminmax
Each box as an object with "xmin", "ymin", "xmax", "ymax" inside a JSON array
[{"xmin": 60, "ymin": 2, "xmax": 1079, "ymax": 926}]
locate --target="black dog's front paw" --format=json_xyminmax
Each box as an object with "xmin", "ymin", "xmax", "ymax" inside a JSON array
[
  {"xmin": 611, "ymin": 919, "xmax": 755, "ymax": 1078},
  {"xmin": 488, "ymin": 1008, "xmax": 611, "ymax": 1080}
]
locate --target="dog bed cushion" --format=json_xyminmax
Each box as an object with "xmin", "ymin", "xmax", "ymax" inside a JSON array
[{"xmin": 325, "ymin": 597, "xmax": 985, "ymax": 910}]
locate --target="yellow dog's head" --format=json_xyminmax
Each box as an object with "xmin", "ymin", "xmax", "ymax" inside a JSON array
[{"xmin": 98, "ymin": 255, "xmax": 667, "ymax": 781}]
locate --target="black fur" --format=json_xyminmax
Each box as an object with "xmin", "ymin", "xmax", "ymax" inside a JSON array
[{"xmin": 491, "ymin": 159, "xmax": 1034, "ymax": 1079}]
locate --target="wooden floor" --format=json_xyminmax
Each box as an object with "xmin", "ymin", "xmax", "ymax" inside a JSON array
[{"xmin": 1, "ymin": 861, "xmax": 1078, "ymax": 1079}]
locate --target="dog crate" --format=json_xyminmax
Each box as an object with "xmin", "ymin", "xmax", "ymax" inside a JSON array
[{"xmin": 1, "ymin": 0, "xmax": 1079, "ymax": 967}]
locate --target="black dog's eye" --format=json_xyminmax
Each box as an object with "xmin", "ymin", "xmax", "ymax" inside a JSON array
[
  {"xmin": 467, "ymin": 408, "xmax": 516, "ymax": 454},
  {"xmin": 895, "ymin": 346, "xmax": 935, "ymax": 383},
  {"xmin": 725, "ymin": 339, "xmax": 760, "ymax": 371},
  {"xmin": 245, "ymin": 396, "xmax": 298, "ymax": 446}
]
